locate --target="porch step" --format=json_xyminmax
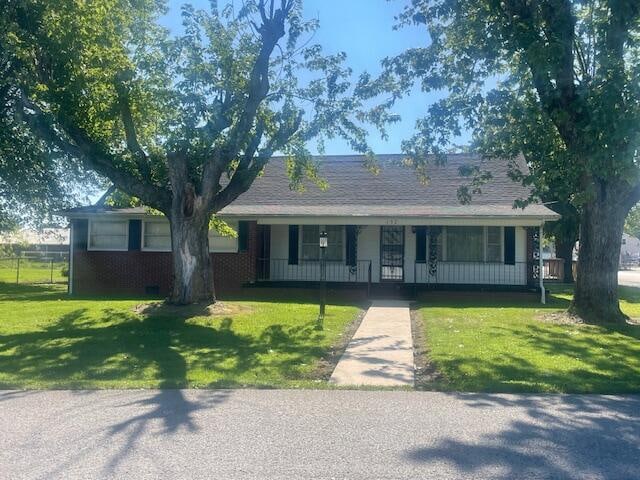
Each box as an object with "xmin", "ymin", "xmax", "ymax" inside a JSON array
[{"xmin": 369, "ymin": 283, "xmax": 415, "ymax": 300}]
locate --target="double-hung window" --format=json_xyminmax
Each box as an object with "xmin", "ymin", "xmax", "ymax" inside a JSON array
[
  {"xmin": 325, "ymin": 225, "xmax": 344, "ymax": 261},
  {"xmin": 209, "ymin": 222, "xmax": 238, "ymax": 253},
  {"xmin": 443, "ymin": 226, "xmax": 503, "ymax": 262},
  {"xmin": 301, "ymin": 225, "xmax": 344, "ymax": 261},
  {"xmin": 301, "ymin": 225, "xmax": 320, "ymax": 260},
  {"xmin": 88, "ymin": 220, "xmax": 128, "ymax": 251},
  {"xmin": 143, "ymin": 221, "xmax": 171, "ymax": 251},
  {"xmin": 446, "ymin": 226, "xmax": 484, "ymax": 262},
  {"xmin": 486, "ymin": 226, "xmax": 503, "ymax": 262}
]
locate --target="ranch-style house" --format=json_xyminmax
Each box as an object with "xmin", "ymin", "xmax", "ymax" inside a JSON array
[{"xmin": 62, "ymin": 154, "xmax": 560, "ymax": 302}]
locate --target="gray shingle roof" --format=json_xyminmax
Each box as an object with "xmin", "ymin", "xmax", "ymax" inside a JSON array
[
  {"xmin": 61, "ymin": 205, "xmax": 149, "ymax": 216},
  {"xmin": 219, "ymin": 154, "xmax": 558, "ymax": 219},
  {"xmin": 60, "ymin": 154, "xmax": 559, "ymax": 219}
]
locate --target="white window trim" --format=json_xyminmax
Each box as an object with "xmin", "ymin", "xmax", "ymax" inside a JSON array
[
  {"xmin": 141, "ymin": 220, "xmax": 172, "ymax": 252},
  {"xmin": 87, "ymin": 219, "xmax": 129, "ymax": 252}
]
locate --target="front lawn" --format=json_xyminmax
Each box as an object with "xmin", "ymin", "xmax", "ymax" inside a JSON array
[
  {"xmin": 0, "ymin": 283, "xmax": 361, "ymax": 389},
  {"xmin": 417, "ymin": 285, "xmax": 640, "ymax": 393}
]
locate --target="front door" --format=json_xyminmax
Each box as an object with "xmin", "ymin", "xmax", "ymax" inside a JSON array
[{"xmin": 380, "ymin": 226, "xmax": 404, "ymax": 281}]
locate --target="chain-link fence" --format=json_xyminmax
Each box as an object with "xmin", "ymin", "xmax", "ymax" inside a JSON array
[{"xmin": 0, "ymin": 256, "xmax": 69, "ymax": 285}]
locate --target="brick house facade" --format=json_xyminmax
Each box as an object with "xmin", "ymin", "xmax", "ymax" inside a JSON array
[{"xmin": 70, "ymin": 218, "xmax": 259, "ymax": 296}]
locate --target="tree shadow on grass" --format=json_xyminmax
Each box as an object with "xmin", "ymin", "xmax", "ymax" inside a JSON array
[
  {"xmin": 417, "ymin": 287, "xmax": 640, "ymax": 393},
  {"xmin": 404, "ymin": 393, "xmax": 640, "ymax": 479},
  {"xmin": 619, "ymin": 285, "xmax": 640, "ymax": 304},
  {"xmin": 0, "ymin": 302, "xmax": 329, "ymax": 388},
  {"xmin": 0, "ymin": 282, "xmax": 67, "ymax": 301},
  {"xmin": 426, "ymin": 320, "xmax": 640, "ymax": 393},
  {"xmin": 418, "ymin": 289, "xmax": 572, "ymax": 310},
  {"xmin": 0, "ymin": 301, "xmax": 334, "ymax": 475}
]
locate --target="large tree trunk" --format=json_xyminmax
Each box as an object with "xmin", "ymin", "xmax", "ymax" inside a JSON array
[
  {"xmin": 168, "ymin": 213, "xmax": 214, "ymax": 304},
  {"xmin": 166, "ymin": 179, "xmax": 215, "ymax": 305},
  {"xmin": 571, "ymin": 192, "xmax": 627, "ymax": 323},
  {"xmin": 555, "ymin": 236, "xmax": 576, "ymax": 283}
]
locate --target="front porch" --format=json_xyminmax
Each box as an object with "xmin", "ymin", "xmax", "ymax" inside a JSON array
[
  {"xmin": 257, "ymin": 258, "xmax": 532, "ymax": 286},
  {"xmin": 252, "ymin": 222, "xmax": 546, "ymax": 297}
]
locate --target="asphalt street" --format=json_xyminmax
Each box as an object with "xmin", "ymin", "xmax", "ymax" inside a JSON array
[{"xmin": 1, "ymin": 389, "xmax": 638, "ymax": 479}]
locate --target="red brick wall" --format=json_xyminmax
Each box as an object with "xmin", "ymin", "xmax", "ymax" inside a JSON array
[{"xmin": 71, "ymin": 221, "xmax": 258, "ymax": 297}]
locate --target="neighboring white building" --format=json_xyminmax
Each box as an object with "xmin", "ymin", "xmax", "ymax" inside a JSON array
[{"xmin": 621, "ymin": 233, "xmax": 640, "ymax": 265}]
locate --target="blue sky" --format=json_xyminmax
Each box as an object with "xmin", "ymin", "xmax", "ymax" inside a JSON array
[{"xmin": 162, "ymin": 0, "xmax": 442, "ymax": 154}]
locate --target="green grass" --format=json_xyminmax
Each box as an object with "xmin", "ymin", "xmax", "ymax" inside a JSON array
[
  {"xmin": 0, "ymin": 283, "xmax": 360, "ymax": 389},
  {"xmin": 0, "ymin": 258, "xmax": 67, "ymax": 284},
  {"xmin": 418, "ymin": 285, "xmax": 640, "ymax": 393}
]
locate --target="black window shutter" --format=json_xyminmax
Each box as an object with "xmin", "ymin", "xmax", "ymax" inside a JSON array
[
  {"xmin": 345, "ymin": 225, "xmax": 357, "ymax": 266},
  {"xmin": 73, "ymin": 219, "xmax": 88, "ymax": 251},
  {"xmin": 238, "ymin": 221, "xmax": 249, "ymax": 252},
  {"xmin": 128, "ymin": 220, "xmax": 142, "ymax": 251},
  {"xmin": 415, "ymin": 227, "xmax": 427, "ymax": 263},
  {"xmin": 504, "ymin": 226, "xmax": 516, "ymax": 265},
  {"xmin": 288, "ymin": 225, "xmax": 299, "ymax": 265}
]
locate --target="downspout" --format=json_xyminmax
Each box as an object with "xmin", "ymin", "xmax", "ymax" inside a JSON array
[
  {"xmin": 539, "ymin": 223, "xmax": 545, "ymax": 304},
  {"xmin": 68, "ymin": 222, "xmax": 74, "ymax": 295}
]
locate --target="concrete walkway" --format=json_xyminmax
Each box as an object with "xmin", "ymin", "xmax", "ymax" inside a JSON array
[{"xmin": 330, "ymin": 300, "xmax": 414, "ymax": 386}]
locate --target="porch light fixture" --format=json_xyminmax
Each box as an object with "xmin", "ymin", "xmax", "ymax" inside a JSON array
[{"xmin": 319, "ymin": 230, "xmax": 328, "ymax": 249}]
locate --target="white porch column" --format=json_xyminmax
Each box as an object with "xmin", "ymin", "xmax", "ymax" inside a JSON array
[{"xmin": 539, "ymin": 223, "xmax": 545, "ymax": 304}]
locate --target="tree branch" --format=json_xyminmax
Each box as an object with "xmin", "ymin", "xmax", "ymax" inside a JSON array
[
  {"xmin": 224, "ymin": 0, "xmax": 291, "ymax": 158},
  {"xmin": 16, "ymin": 94, "xmax": 171, "ymax": 212},
  {"xmin": 212, "ymin": 112, "xmax": 301, "ymax": 211},
  {"xmin": 500, "ymin": 0, "xmax": 581, "ymax": 147},
  {"xmin": 114, "ymin": 72, "xmax": 151, "ymax": 180}
]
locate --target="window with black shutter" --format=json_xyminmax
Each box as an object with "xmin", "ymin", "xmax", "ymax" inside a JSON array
[
  {"xmin": 128, "ymin": 220, "xmax": 142, "ymax": 251},
  {"xmin": 345, "ymin": 225, "xmax": 357, "ymax": 267},
  {"xmin": 238, "ymin": 221, "xmax": 249, "ymax": 252},
  {"xmin": 288, "ymin": 225, "xmax": 299, "ymax": 265},
  {"xmin": 504, "ymin": 226, "xmax": 516, "ymax": 265},
  {"xmin": 73, "ymin": 219, "xmax": 88, "ymax": 251}
]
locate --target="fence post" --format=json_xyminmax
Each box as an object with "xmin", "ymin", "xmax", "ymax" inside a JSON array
[
  {"xmin": 16, "ymin": 257, "xmax": 20, "ymax": 285},
  {"xmin": 50, "ymin": 259, "xmax": 54, "ymax": 284}
]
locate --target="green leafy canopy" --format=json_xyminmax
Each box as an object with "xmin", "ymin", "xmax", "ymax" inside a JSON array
[
  {"xmin": 4, "ymin": 0, "xmax": 390, "ymax": 220},
  {"xmin": 361, "ymin": 0, "xmax": 640, "ymax": 212},
  {"xmin": 0, "ymin": 0, "xmax": 102, "ymax": 231}
]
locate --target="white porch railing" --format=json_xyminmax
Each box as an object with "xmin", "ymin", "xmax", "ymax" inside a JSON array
[
  {"xmin": 414, "ymin": 261, "xmax": 529, "ymax": 285},
  {"xmin": 257, "ymin": 258, "xmax": 372, "ymax": 283}
]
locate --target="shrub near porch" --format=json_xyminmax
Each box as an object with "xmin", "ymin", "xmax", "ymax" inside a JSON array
[
  {"xmin": 418, "ymin": 286, "xmax": 640, "ymax": 393},
  {"xmin": 0, "ymin": 284, "xmax": 360, "ymax": 389}
]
